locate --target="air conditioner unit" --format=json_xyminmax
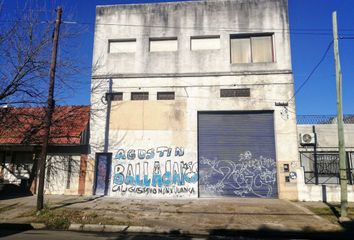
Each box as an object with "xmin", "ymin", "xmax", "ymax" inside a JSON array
[{"xmin": 300, "ymin": 133, "xmax": 316, "ymax": 145}]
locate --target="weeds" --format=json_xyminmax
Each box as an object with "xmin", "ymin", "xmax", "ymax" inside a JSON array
[{"xmin": 21, "ymin": 202, "xmax": 129, "ymax": 230}]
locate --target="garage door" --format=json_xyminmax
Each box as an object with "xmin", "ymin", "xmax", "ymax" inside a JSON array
[{"xmin": 198, "ymin": 111, "xmax": 278, "ymax": 198}]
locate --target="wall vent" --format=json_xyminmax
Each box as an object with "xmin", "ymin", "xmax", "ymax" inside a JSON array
[
  {"xmin": 131, "ymin": 92, "xmax": 149, "ymax": 101},
  {"xmin": 220, "ymin": 88, "xmax": 250, "ymax": 98},
  {"xmin": 157, "ymin": 92, "xmax": 175, "ymax": 100}
]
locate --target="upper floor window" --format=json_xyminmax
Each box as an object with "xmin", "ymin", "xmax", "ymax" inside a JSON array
[
  {"xmin": 191, "ymin": 36, "xmax": 220, "ymax": 51},
  {"xmin": 149, "ymin": 37, "xmax": 178, "ymax": 52},
  {"xmin": 108, "ymin": 39, "xmax": 136, "ymax": 53},
  {"xmin": 230, "ymin": 34, "xmax": 274, "ymax": 64}
]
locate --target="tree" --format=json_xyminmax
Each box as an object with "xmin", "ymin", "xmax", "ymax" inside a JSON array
[
  {"xmin": 0, "ymin": 1, "xmax": 88, "ymax": 209},
  {"xmin": 0, "ymin": 1, "xmax": 85, "ymax": 107}
]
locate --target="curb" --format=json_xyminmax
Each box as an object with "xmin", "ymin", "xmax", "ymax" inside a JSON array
[
  {"xmin": 68, "ymin": 223, "xmax": 211, "ymax": 235},
  {"xmin": 30, "ymin": 223, "xmax": 46, "ymax": 230},
  {"xmin": 68, "ymin": 223, "xmax": 173, "ymax": 234}
]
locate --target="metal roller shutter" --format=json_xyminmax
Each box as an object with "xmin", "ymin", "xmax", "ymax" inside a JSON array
[{"xmin": 198, "ymin": 111, "xmax": 278, "ymax": 198}]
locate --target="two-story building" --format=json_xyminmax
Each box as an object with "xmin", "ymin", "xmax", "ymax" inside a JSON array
[{"xmin": 90, "ymin": 0, "xmax": 300, "ymax": 199}]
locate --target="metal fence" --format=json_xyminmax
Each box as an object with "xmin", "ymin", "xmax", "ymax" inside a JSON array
[
  {"xmin": 297, "ymin": 115, "xmax": 354, "ymax": 125},
  {"xmin": 300, "ymin": 152, "xmax": 354, "ymax": 185}
]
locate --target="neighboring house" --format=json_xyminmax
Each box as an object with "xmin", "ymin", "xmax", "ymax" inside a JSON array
[
  {"xmin": 297, "ymin": 115, "xmax": 354, "ymax": 202},
  {"xmin": 90, "ymin": 0, "xmax": 300, "ymax": 199},
  {"xmin": 0, "ymin": 105, "xmax": 91, "ymax": 195}
]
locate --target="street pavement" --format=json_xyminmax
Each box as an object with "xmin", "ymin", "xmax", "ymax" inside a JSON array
[{"xmin": 0, "ymin": 195, "xmax": 352, "ymax": 239}]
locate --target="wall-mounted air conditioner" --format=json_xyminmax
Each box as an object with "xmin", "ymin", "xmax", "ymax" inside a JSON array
[{"xmin": 300, "ymin": 133, "xmax": 316, "ymax": 146}]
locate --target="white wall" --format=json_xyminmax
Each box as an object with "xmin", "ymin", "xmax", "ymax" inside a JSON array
[
  {"xmin": 44, "ymin": 154, "xmax": 81, "ymax": 195},
  {"xmin": 90, "ymin": 0, "xmax": 300, "ymax": 199}
]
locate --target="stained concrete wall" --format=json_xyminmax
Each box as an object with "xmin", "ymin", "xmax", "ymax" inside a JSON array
[
  {"xmin": 297, "ymin": 124, "xmax": 354, "ymax": 151},
  {"xmin": 90, "ymin": 0, "xmax": 299, "ymax": 199},
  {"xmin": 44, "ymin": 155, "xmax": 81, "ymax": 195}
]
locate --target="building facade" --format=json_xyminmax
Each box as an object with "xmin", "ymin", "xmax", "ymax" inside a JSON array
[
  {"xmin": 297, "ymin": 116, "xmax": 354, "ymax": 202},
  {"xmin": 90, "ymin": 0, "xmax": 300, "ymax": 199},
  {"xmin": 0, "ymin": 106, "xmax": 91, "ymax": 196}
]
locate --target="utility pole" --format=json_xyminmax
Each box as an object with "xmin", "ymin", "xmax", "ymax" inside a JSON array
[
  {"xmin": 37, "ymin": 6, "xmax": 62, "ymax": 211},
  {"xmin": 332, "ymin": 11, "xmax": 348, "ymax": 221}
]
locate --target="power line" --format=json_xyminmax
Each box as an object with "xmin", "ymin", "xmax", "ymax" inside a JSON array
[
  {"xmin": 287, "ymin": 41, "xmax": 334, "ymax": 104},
  {"xmin": 1, "ymin": 18, "xmax": 354, "ymax": 36},
  {"xmin": 63, "ymin": 20, "xmax": 354, "ymax": 36}
]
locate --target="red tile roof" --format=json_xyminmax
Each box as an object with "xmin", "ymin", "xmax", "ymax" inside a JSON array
[{"xmin": 0, "ymin": 106, "xmax": 90, "ymax": 145}]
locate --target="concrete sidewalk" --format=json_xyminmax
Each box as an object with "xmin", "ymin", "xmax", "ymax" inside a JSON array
[{"xmin": 0, "ymin": 195, "xmax": 346, "ymax": 235}]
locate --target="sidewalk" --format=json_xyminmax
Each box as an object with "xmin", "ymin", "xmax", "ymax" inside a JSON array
[{"xmin": 0, "ymin": 195, "xmax": 349, "ymax": 235}]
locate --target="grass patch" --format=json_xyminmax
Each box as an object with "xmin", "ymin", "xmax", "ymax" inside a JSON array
[
  {"xmin": 307, "ymin": 205, "xmax": 354, "ymax": 224},
  {"xmin": 22, "ymin": 203, "xmax": 130, "ymax": 230}
]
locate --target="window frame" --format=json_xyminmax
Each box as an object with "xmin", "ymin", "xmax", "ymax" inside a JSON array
[
  {"xmin": 108, "ymin": 39, "xmax": 137, "ymax": 54},
  {"xmin": 149, "ymin": 37, "xmax": 178, "ymax": 52},
  {"xmin": 190, "ymin": 35, "xmax": 221, "ymax": 51},
  {"xmin": 230, "ymin": 33, "xmax": 275, "ymax": 64}
]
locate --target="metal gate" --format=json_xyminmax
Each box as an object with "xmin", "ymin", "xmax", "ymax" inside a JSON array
[{"xmin": 198, "ymin": 111, "xmax": 278, "ymax": 198}]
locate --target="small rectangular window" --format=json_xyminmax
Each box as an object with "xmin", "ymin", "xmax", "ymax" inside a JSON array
[
  {"xmin": 191, "ymin": 36, "xmax": 220, "ymax": 50},
  {"xmin": 106, "ymin": 92, "xmax": 123, "ymax": 101},
  {"xmin": 220, "ymin": 88, "xmax": 250, "ymax": 98},
  {"xmin": 149, "ymin": 38, "xmax": 178, "ymax": 52},
  {"xmin": 131, "ymin": 92, "xmax": 149, "ymax": 101},
  {"xmin": 108, "ymin": 39, "xmax": 136, "ymax": 53},
  {"xmin": 157, "ymin": 92, "xmax": 175, "ymax": 100},
  {"xmin": 230, "ymin": 34, "xmax": 274, "ymax": 64}
]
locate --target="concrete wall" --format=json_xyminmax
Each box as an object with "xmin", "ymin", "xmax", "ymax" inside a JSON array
[
  {"xmin": 297, "ymin": 124, "xmax": 354, "ymax": 151},
  {"xmin": 90, "ymin": 0, "xmax": 300, "ymax": 199},
  {"xmin": 44, "ymin": 154, "xmax": 81, "ymax": 195},
  {"xmin": 297, "ymin": 169, "xmax": 354, "ymax": 202},
  {"xmin": 297, "ymin": 124, "xmax": 354, "ymax": 202}
]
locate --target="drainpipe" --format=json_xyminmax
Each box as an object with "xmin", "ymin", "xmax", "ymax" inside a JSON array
[{"xmin": 104, "ymin": 79, "xmax": 113, "ymax": 153}]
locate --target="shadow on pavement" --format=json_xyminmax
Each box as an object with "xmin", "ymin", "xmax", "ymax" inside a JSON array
[
  {"xmin": 341, "ymin": 219, "xmax": 354, "ymax": 231},
  {"xmin": 0, "ymin": 184, "xmax": 33, "ymax": 200},
  {"xmin": 0, "ymin": 223, "xmax": 34, "ymax": 238},
  {"xmin": 208, "ymin": 227, "xmax": 354, "ymax": 240},
  {"xmin": 51, "ymin": 196, "xmax": 104, "ymax": 210},
  {"xmin": 324, "ymin": 202, "xmax": 354, "ymax": 231}
]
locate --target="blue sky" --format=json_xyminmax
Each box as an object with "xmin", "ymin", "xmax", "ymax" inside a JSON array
[{"xmin": 2, "ymin": 0, "xmax": 354, "ymax": 115}]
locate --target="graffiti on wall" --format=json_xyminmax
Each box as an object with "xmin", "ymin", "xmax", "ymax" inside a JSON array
[
  {"xmin": 111, "ymin": 147, "xmax": 198, "ymax": 196},
  {"xmin": 199, "ymin": 151, "xmax": 277, "ymax": 198}
]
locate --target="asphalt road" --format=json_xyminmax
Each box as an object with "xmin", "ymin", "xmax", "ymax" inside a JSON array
[
  {"xmin": 0, "ymin": 230, "xmax": 224, "ymax": 240},
  {"xmin": 2, "ymin": 229, "xmax": 354, "ymax": 240}
]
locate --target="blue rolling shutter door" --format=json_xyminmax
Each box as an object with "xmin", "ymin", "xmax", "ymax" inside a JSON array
[{"xmin": 198, "ymin": 112, "xmax": 278, "ymax": 198}]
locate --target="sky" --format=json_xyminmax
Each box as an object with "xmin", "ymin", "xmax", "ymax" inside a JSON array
[{"xmin": 1, "ymin": 0, "xmax": 354, "ymax": 115}]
